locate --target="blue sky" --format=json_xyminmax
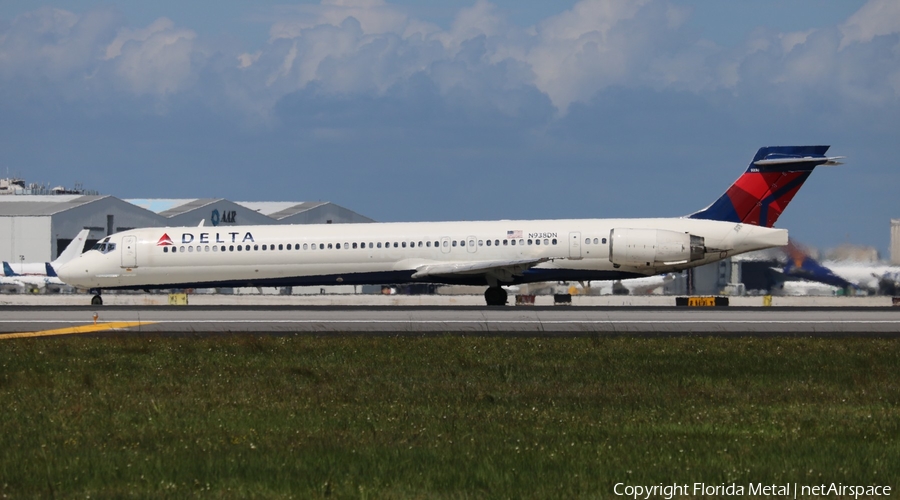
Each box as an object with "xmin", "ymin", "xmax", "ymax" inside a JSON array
[{"xmin": 1, "ymin": 0, "xmax": 897, "ymax": 255}]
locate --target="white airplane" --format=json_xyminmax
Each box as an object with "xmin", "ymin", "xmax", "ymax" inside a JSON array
[
  {"xmin": 2, "ymin": 229, "xmax": 90, "ymax": 291},
  {"xmin": 818, "ymin": 261, "xmax": 900, "ymax": 295},
  {"xmin": 57, "ymin": 146, "xmax": 842, "ymax": 306},
  {"xmin": 778, "ymin": 240, "xmax": 900, "ymax": 295}
]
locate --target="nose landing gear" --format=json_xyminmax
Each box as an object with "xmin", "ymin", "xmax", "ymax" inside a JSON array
[{"xmin": 89, "ymin": 289, "xmax": 103, "ymax": 306}]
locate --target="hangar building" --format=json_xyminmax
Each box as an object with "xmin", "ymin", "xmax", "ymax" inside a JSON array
[
  {"xmin": 127, "ymin": 199, "xmax": 277, "ymax": 227},
  {"xmin": 0, "ymin": 195, "xmax": 165, "ymax": 263},
  {"xmin": 1, "ymin": 193, "xmax": 374, "ymax": 263},
  {"xmin": 236, "ymin": 201, "xmax": 374, "ymax": 224}
]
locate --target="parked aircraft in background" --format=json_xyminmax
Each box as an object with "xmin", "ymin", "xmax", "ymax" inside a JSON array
[
  {"xmin": 58, "ymin": 146, "xmax": 842, "ymax": 305},
  {"xmin": 779, "ymin": 240, "xmax": 899, "ymax": 295},
  {"xmin": 2, "ymin": 229, "xmax": 90, "ymax": 291}
]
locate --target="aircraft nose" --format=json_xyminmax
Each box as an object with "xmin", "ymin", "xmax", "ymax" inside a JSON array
[{"xmin": 56, "ymin": 259, "xmax": 85, "ymax": 287}]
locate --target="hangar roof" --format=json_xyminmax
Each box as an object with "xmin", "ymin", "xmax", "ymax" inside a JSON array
[
  {"xmin": 0, "ymin": 195, "xmax": 108, "ymax": 216},
  {"xmin": 126, "ymin": 198, "xmax": 221, "ymax": 217},
  {"xmin": 235, "ymin": 201, "xmax": 329, "ymax": 220}
]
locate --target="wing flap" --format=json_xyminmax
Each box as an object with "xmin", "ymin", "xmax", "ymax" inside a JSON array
[{"xmin": 412, "ymin": 257, "xmax": 549, "ymax": 280}]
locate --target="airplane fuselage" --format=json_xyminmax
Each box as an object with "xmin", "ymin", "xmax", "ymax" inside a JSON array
[{"xmin": 59, "ymin": 217, "xmax": 787, "ymax": 290}]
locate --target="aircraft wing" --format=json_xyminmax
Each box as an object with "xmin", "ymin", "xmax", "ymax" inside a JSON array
[{"xmin": 411, "ymin": 258, "xmax": 549, "ymax": 281}]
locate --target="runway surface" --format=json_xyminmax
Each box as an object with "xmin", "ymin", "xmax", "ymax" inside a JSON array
[{"xmin": 1, "ymin": 306, "xmax": 900, "ymax": 337}]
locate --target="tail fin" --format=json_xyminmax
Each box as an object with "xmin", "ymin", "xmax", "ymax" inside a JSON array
[
  {"xmin": 50, "ymin": 229, "xmax": 90, "ymax": 270},
  {"xmin": 781, "ymin": 239, "xmax": 857, "ymax": 291},
  {"xmin": 2, "ymin": 262, "xmax": 17, "ymax": 277},
  {"xmin": 689, "ymin": 146, "xmax": 843, "ymax": 227}
]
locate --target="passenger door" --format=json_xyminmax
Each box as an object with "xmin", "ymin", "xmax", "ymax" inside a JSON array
[
  {"xmin": 467, "ymin": 235, "xmax": 477, "ymax": 253},
  {"xmin": 121, "ymin": 235, "xmax": 137, "ymax": 268},
  {"xmin": 568, "ymin": 232, "xmax": 582, "ymax": 259},
  {"xmin": 440, "ymin": 237, "xmax": 451, "ymax": 254}
]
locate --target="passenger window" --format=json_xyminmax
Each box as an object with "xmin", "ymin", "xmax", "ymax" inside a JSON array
[
  {"xmin": 486, "ymin": 240, "xmax": 491, "ymax": 246},
  {"xmin": 393, "ymin": 242, "xmax": 398, "ymax": 248},
  {"xmin": 254, "ymin": 245, "xmax": 258, "ymax": 251},
  {"xmin": 460, "ymin": 240, "xmax": 465, "ymax": 247},
  {"xmin": 368, "ymin": 242, "xmax": 373, "ymax": 249},
  {"xmin": 236, "ymin": 246, "xmax": 242, "ymax": 252},
  {"xmin": 478, "ymin": 240, "xmax": 483, "ymax": 246},
  {"xmin": 519, "ymin": 239, "xmax": 524, "ymax": 245},
  {"xmin": 593, "ymin": 238, "xmax": 599, "ymax": 244},
  {"xmin": 213, "ymin": 246, "xmax": 218, "ymax": 252},
  {"xmin": 320, "ymin": 244, "xmax": 325, "ymax": 249},
  {"xmin": 377, "ymin": 242, "xmax": 382, "ymax": 248},
  {"xmin": 163, "ymin": 247, "xmax": 169, "ymax": 253},
  {"xmin": 344, "ymin": 242, "xmax": 349, "ymax": 249},
  {"xmin": 205, "ymin": 245, "xmax": 210, "ymax": 252},
  {"xmin": 552, "ymin": 239, "xmax": 557, "ymax": 245},
  {"xmin": 602, "ymin": 237, "xmax": 607, "ymax": 244},
  {"xmin": 544, "ymin": 239, "xmax": 549, "ymax": 245},
  {"xmin": 452, "ymin": 241, "xmax": 457, "ymax": 247},
  {"xmin": 262, "ymin": 244, "xmax": 267, "ymax": 250},
  {"xmin": 180, "ymin": 246, "xmax": 185, "ymax": 252},
  {"xmin": 328, "ymin": 243, "xmax": 333, "ymax": 249},
  {"xmin": 336, "ymin": 243, "xmax": 342, "ymax": 249},
  {"xmin": 443, "ymin": 241, "xmax": 448, "ymax": 247},
  {"xmin": 426, "ymin": 241, "xmax": 431, "ymax": 247},
  {"xmin": 503, "ymin": 240, "xmax": 508, "ymax": 246},
  {"xmin": 495, "ymin": 240, "xmax": 500, "ymax": 246},
  {"xmin": 585, "ymin": 238, "xmax": 590, "ymax": 244},
  {"xmin": 511, "ymin": 240, "xmax": 516, "ymax": 246},
  {"xmin": 527, "ymin": 239, "xmax": 533, "ymax": 245},
  {"xmin": 228, "ymin": 245, "xmax": 233, "ymax": 251},
  {"xmin": 402, "ymin": 242, "xmax": 406, "ymax": 248},
  {"xmin": 418, "ymin": 242, "xmax": 423, "ymax": 247},
  {"xmin": 469, "ymin": 239, "xmax": 475, "ymax": 246},
  {"xmin": 535, "ymin": 239, "xmax": 540, "ymax": 245},
  {"xmin": 301, "ymin": 243, "xmax": 307, "ymax": 250}
]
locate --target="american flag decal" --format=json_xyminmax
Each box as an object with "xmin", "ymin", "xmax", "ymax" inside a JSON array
[{"xmin": 507, "ymin": 230, "xmax": 522, "ymax": 238}]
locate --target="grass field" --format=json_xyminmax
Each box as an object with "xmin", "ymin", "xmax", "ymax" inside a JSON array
[{"xmin": 1, "ymin": 335, "xmax": 899, "ymax": 498}]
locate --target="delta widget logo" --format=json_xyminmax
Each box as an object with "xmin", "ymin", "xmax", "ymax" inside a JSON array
[{"xmin": 157, "ymin": 233, "xmax": 174, "ymax": 246}]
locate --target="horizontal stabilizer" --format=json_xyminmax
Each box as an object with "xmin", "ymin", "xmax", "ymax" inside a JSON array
[{"xmin": 753, "ymin": 156, "xmax": 845, "ymax": 167}]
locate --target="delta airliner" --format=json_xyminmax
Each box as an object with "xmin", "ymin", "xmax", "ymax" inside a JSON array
[{"xmin": 58, "ymin": 146, "xmax": 842, "ymax": 305}]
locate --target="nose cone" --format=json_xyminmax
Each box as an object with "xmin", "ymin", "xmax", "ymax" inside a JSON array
[{"xmin": 56, "ymin": 258, "xmax": 87, "ymax": 288}]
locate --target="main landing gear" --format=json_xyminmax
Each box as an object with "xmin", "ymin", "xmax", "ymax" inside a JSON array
[
  {"xmin": 484, "ymin": 286, "xmax": 508, "ymax": 306},
  {"xmin": 90, "ymin": 289, "xmax": 103, "ymax": 306}
]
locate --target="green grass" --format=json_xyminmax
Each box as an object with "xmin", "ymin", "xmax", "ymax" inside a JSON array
[{"xmin": 1, "ymin": 335, "xmax": 899, "ymax": 498}]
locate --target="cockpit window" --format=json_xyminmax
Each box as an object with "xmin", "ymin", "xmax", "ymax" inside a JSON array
[{"xmin": 91, "ymin": 238, "xmax": 117, "ymax": 254}]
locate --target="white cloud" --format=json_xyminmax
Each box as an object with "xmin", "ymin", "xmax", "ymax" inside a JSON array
[
  {"xmin": 0, "ymin": 7, "xmax": 117, "ymax": 81},
  {"xmin": 104, "ymin": 18, "xmax": 197, "ymax": 95},
  {"xmin": 840, "ymin": 0, "xmax": 900, "ymax": 48},
  {"xmin": 0, "ymin": 0, "xmax": 897, "ymax": 117}
]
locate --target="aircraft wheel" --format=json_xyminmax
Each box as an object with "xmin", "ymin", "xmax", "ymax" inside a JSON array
[
  {"xmin": 484, "ymin": 286, "xmax": 508, "ymax": 306},
  {"xmin": 91, "ymin": 294, "xmax": 103, "ymax": 306}
]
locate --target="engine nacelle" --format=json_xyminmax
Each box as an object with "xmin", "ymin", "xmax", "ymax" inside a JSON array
[{"xmin": 609, "ymin": 228, "xmax": 706, "ymax": 267}]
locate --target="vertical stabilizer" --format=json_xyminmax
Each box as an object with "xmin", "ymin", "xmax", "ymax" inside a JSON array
[
  {"xmin": 689, "ymin": 146, "xmax": 842, "ymax": 227},
  {"xmin": 51, "ymin": 229, "xmax": 91, "ymax": 271}
]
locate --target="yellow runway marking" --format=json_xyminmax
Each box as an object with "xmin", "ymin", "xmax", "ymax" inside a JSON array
[{"xmin": 0, "ymin": 321, "xmax": 156, "ymax": 340}]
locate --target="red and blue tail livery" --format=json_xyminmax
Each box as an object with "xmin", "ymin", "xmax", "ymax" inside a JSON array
[{"xmin": 689, "ymin": 146, "xmax": 843, "ymax": 227}]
